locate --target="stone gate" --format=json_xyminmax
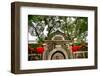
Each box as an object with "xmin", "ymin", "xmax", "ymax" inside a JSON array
[{"xmin": 42, "ymin": 30, "xmax": 73, "ymax": 60}]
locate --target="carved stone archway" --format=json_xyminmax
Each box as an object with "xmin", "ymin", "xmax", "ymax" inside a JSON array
[
  {"xmin": 48, "ymin": 47, "xmax": 68, "ymax": 60},
  {"xmin": 42, "ymin": 30, "xmax": 73, "ymax": 60}
]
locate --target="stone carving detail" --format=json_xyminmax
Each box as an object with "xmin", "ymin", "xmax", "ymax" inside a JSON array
[{"xmin": 52, "ymin": 35, "xmax": 65, "ymax": 40}]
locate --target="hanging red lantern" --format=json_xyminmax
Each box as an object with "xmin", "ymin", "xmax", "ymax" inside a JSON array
[
  {"xmin": 36, "ymin": 47, "xmax": 44, "ymax": 54},
  {"xmin": 72, "ymin": 46, "xmax": 81, "ymax": 52}
]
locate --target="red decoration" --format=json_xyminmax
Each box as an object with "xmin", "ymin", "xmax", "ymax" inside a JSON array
[
  {"xmin": 37, "ymin": 47, "xmax": 44, "ymax": 54},
  {"xmin": 72, "ymin": 46, "xmax": 80, "ymax": 52}
]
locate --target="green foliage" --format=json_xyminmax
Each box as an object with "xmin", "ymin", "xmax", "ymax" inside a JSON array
[
  {"xmin": 28, "ymin": 15, "xmax": 45, "ymax": 22},
  {"xmin": 29, "ymin": 44, "xmax": 40, "ymax": 48},
  {"xmin": 28, "ymin": 15, "xmax": 88, "ymax": 43},
  {"xmin": 73, "ymin": 42, "xmax": 81, "ymax": 46}
]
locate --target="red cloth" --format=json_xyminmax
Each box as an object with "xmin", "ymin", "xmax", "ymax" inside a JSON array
[
  {"xmin": 37, "ymin": 47, "xmax": 44, "ymax": 54},
  {"xmin": 72, "ymin": 46, "xmax": 80, "ymax": 52}
]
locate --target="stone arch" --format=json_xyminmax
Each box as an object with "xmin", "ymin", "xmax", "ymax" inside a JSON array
[{"xmin": 48, "ymin": 47, "xmax": 68, "ymax": 60}]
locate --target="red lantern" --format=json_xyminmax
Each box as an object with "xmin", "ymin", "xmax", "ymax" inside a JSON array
[
  {"xmin": 37, "ymin": 47, "xmax": 44, "ymax": 54},
  {"xmin": 72, "ymin": 46, "xmax": 80, "ymax": 52}
]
